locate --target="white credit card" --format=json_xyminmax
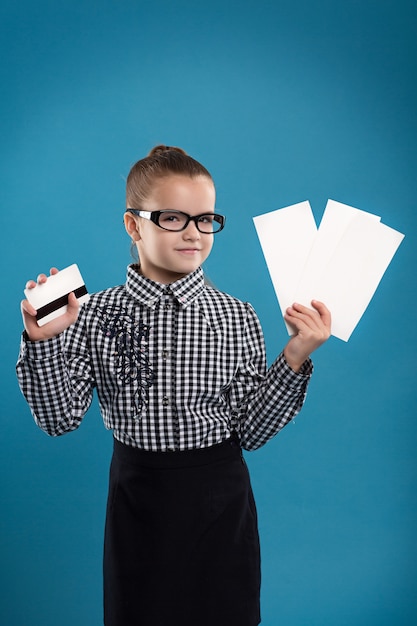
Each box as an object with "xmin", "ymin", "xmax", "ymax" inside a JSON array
[{"xmin": 24, "ymin": 264, "xmax": 90, "ymax": 326}]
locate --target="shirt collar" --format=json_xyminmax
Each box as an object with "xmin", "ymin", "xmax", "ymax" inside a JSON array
[{"xmin": 125, "ymin": 265, "xmax": 206, "ymax": 309}]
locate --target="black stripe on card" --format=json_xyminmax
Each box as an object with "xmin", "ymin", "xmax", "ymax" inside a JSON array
[{"xmin": 36, "ymin": 285, "xmax": 88, "ymax": 321}]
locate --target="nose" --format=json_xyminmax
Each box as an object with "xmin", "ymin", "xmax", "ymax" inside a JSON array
[{"xmin": 183, "ymin": 219, "xmax": 201, "ymax": 238}]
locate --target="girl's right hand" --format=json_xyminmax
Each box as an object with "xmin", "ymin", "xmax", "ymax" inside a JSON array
[{"xmin": 21, "ymin": 267, "xmax": 80, "ymax": 341}]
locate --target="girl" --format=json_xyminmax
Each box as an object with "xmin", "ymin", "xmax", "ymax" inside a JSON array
[{"xmin": 17, "ymin": 145, "xmax": 331, "ymax": 626}]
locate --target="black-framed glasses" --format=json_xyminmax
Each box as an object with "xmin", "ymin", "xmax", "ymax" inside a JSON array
[{"xmin": 127, "ymin": 209, "xmax": 226, "ymax": 234}]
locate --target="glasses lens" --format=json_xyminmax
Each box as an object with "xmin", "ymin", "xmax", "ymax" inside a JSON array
[
  {"xmin": 156, "ymin": 211, "xmax": 225, "ymax": 233},
  {"xmin": 198, "ymin": 214, "xmax": 224, "ymax": 233},
  {"xmin": 157, "ymin": 211, "xmax": 188, "ymax": 231}
]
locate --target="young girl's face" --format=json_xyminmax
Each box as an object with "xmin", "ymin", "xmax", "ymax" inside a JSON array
[{"xmin": 126, "ymin": 174, "xmax": 216, "ymax": 284}]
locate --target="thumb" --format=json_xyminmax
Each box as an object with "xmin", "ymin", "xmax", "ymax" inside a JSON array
[{"xmin": 66, "ymin": 292, "xmax": 80, "ymax": 323}]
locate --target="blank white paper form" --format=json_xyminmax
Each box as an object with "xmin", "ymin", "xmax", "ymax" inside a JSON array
[
  {"xmin": 252, "ymin": 201, "xmax": 317, "ymax": 333},
  {"xmin": 253, "ymin": 200, "xmax": 405, "ymax": 341}
]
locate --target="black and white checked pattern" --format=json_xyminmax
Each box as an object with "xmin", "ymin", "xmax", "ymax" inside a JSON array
[{"xmin": 17, "ymin": 265, "xmax": 313, "ymax": 451}]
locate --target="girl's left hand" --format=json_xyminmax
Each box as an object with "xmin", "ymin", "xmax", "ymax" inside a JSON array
[{"xmin": 283, "ymin": 300, "xmax": 331, "ymax": 372}]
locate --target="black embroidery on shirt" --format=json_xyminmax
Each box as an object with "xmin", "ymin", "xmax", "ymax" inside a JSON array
[{"xmin": 95, "ymin": 305, "xmax": 154, "ymax": 414}]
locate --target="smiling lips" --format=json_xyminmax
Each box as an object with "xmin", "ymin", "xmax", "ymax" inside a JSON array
[{"xmin": 176, "ymin": 248, "xmax": 201, "ymax": 254}]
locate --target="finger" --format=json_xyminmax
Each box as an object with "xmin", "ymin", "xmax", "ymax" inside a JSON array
[
  {"xmin": 285, "ymin": 303, "xmax": 322, "ymax": 330},
  {"xmin": 21, "ymin": 298, "xmax": 37, "ymax": 317},
  {"xmin": 65, "ymin": 292, "xmax": 80, "ymax": 323},
  {"xmin": 25, "ymin": 279, "xmax": 37, "ymax": 290},
  {"xmin": 26, "ymin": 270, "xmax": 56, "ymax": 290},
  {"xmin": 67, "ymin": 291, "xmax": 80, "ymax": 311},
  {"xmin": 290, "ymin": 302, "xmax": 320, "ymax": 316},
  {"xmin": 36, "ymin": 273, "xmax": 48, "ymax": 285},
  {"xmin": 25, "ymin": 268, "xmax": 60, "ymax": 291},
  {"xmin": 284, "ymin": 314, "xmax": 321, "ymax": 338},
  {"xmin": 285, "ymin": 306, "xmax": 330, "ymax": 343},
  {"xmin": 311, "ymin": 300, "xmax": 332, "ymax": 330},
  {"xmin": 288, "ymin": 302, "xmax": 330, "ymax": 327}
]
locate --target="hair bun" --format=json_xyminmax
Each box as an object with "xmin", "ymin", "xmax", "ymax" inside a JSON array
[
  {"xmin": 148, "ymin": 144, "xmax": 188, "ymax": 157},
  {"xmin": 127, "ymin": 146, "xmax": 212, "ymax": 208}
]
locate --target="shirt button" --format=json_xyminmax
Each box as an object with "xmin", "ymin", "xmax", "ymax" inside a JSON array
[
  {"xmin": 162, "ymin": 349, "xmax": 169, "ymax": 360},
  {"xmin": 162, "ymin": 396, "xmax": 170, "ymax": 406}
]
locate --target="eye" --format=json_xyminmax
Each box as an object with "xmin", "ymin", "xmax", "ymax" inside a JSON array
[
  {"xmin": 199, "ymin": 214, "xmax": 214, "ymax": 224},
  {"xmin": 161, "ymin": 212, "xmax": 182, "ymax": 223}
]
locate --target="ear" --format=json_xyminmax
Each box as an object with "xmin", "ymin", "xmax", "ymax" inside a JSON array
[{"xmin": 124, "ymin": 211, "xmax": 141, "ymax": 241}]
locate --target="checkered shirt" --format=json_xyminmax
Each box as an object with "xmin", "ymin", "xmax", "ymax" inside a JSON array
[{"xmin": 16, "ymin": 265, "xmax": 313, "ymax": 452}]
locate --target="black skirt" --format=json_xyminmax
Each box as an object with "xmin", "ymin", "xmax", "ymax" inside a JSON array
[{"xmin": 103, "ymin": 436, "xmax": 261, "ymax": 626}]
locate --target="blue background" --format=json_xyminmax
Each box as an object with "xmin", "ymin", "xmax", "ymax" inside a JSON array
[{"xmin": 1, "ymin": 1, "xmax": 416, "ymax": 624}]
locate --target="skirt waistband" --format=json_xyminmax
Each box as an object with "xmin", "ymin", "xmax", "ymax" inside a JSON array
[{"xmin": 112, "ymin": 435, "xmax": 242, "ymax": 469}]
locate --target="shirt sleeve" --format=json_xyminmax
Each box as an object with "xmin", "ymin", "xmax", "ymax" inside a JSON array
[
  {"xmin": 229, "ymin": 303, "xmax": 313, "ymax": 451},
  {"xmin": 15, "ymin": 314, "xmax": 95, "ymax": 437}
]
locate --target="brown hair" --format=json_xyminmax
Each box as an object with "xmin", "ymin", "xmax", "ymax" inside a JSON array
[{"xmin": 126, "ymin": 144, "xmax": 213, "ymax": 208}]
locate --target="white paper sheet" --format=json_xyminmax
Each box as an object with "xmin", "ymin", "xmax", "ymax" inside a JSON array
[
  {"xmin": 293, "ymin": 200, "xmax": 381, "ymax": 305},
  {"xmin": 253, "ymin": 202, "xmax": 317, "ymax": 332},
  {"xmin": 253, "ymin": 200, "xmax": 404, "ymax": 341}
]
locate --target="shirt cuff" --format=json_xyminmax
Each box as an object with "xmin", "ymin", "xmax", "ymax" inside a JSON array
[
  {"xmin": 19, "ymin": 331, "xmax": 64, "ymax": 361},
  {"xmin": 270, "ymin": 351, "xmax": 313, "ymax": 387}
]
